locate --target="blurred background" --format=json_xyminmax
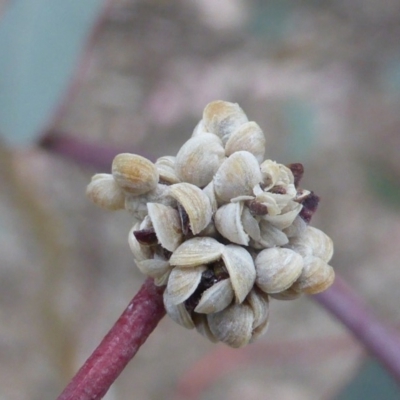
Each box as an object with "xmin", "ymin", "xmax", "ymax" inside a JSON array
[{"xmin": 1, "ymin": 0, "xmax": 400, "ymax": 399}]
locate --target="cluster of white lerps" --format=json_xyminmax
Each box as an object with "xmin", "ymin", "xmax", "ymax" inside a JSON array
[{"xmin": 87, "ymin": 100, "xmax": 334, "ymax": 348}]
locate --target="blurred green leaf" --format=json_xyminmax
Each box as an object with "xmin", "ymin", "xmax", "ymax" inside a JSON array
[
  {"xmin": 334, "ymin": 358, "xmax": 400, "ymax": 400},
  {"xmin": 366, "ymin": 163, "xmax": 400, "ymax": 210},
  {"xmin": 282, "ymin": 98, "xmax": 316, "ymax": 159},
  {"xmin": 0, "ymin": 0, "xmax": 106, "ymax": 146},
  {"xmin": 248, "ymin": 0, "xmax": 292, "ymax": 40}
]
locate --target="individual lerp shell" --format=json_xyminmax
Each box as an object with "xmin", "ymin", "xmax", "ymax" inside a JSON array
[
  {"xmin": 250, "ymin": 317, "xmax": 270, "ymax": 343},
  {"xmin": 264, "ymin": 201, "xmax": 302, "ymax": 230},
  {"xmin": 246, "ymin": 288, "xmax": 269, "ymax": 329},
  {"xmin": 202, "ymin": 181, "xmax": 218, "ymax": 213},
  {"xmin": 213, "ymin": 151, "xmax": 262, "ymax": 204},
  {"xmin": 283, "ymin": 215, "xmax": 307, "ymax": 238},
  {"xmin": 208, "ymin": 303, "xmax": 254, "ymax": 348},
  {"xmin": 258, "ymin": 221, "xmax": 289, "ymax": 247},
  {"xmin": 112, "ymin": 153, "xmax": 159, "ymax": 195},
  {"xmin": 125, "ymin": 184, "xmax": 175, "ymax": 221},
  {"xmin": 241, "ymin": 207, "xmax": 261, "ymax": 242},
  {"xmin": 86, "ymin": 173, "xmax": 125, "ymax": 210},
  {"xmin": 163, "ymin": 294, "xmax": 194, "ymax": 329},
  {"xmin": 169, "ymin": 237, "xmax": 224, "ymax": 267},
  {"xmin": 147, "ymin": 202, "xmax": 183, "ymax": 252},
  {"xmin": 221, "ymin": 245, "xmax": 256, "ymax": 303},
  {"xmin": 193, "ymin": 314, "xmax": 219, "ymax": 342},
  {"xmin": 214, "ymin": 202, "xmax": 249, "ymax": 245},
  {"xmin": 175, "ymin": 133, "xmax": 225, "ymax": 188},
  {"xmin": 255, "ymin": 248, "xmax": 303, "ymax": 294},
  {"xmin": 269, "ymin": 287, "xmax": 302, "ymax": 301},
  {"xmin": 165, "ymin": 265, "xmax": 206, "ymax": 305},
  {"xmin": 155, "ymin": 156, "xmax": 181, "ymax": 185},
  {"xmin": 290, "ymin": 226, "xmax": 334, "ymax": 263},
  {"xmin": 169, "ymin": 183, "xmax": 213, "ymax": 235},
  {"xmin": 225, "ymin": 121, "xmax": 266, "ymax": 163},
  {"xmin": 203, "ymin": 100, "xmax": 249, "ymax": 145},
  {"xmin": 128, "ymin": 224, "xmax": 153, "ymax": 262},
  {"xmin": 191, "ymin": 120, "xmax": 207, "ymax": 137},
  {"xmin": 291, "ymin": 256, "xmax": 335, "ymax": 294},
  {"xmin": 247, "ymin": 288, "xmax": 270, "ymax": 342},
  {"xmin": 136, "ymin": 259, "xmax": 171, "ymax": 279},
  {"xmin": 194, "ymin": 278, "xmax": 234, "ymax": 314},
  {"xmin": 260, "ymin": 160, "xmax": 294, "ymax": 191}
]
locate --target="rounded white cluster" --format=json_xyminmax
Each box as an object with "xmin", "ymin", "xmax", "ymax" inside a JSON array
[{"xmin": 87, "ymin": 100, "xmax": 334, "ymax": 348}]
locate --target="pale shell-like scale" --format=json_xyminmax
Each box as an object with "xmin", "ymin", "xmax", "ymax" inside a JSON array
[
  {"xmin": 155, "ymin": 156, "xmax": 181, "ymax": 184},
  {"xmin": 284, "ymin": 242, "xmax": 313, "ymax": 259},
  {"xmin": 291, "ymin": 226, "xmax": 334, "ymax": 262},
  {"xmin": 193, "ymin": 314, "xmax": 219, "ymax": 343},
  {"xmin": 268, "ymin": 188, "xmax": 297, "ymax": 209},
  {"xmin": 246, "ymin": 288, "xmax": 269, "ymax": 329},
  {"xmin": 263, "ymin": 202, "xmax": 302, "ymax": 230},
  {"xmin": 112, "ymin": 153, "xmax": 159, "ymax": 195},
  {"xmin": 197, "ymin": 221, "xmax": 219, "ymax": 238},
  {"xmin": 253, "ymin": 189, "xmax": 280, "ymax": 216},
  {"xmin": 175, "ymin": 133, "xmax": 225, "ymax": 188},
  {"xmin": 128, "ymin": 224, "xmax": 153, "ymax": 262},
  {"xmin": 136, "ymin": 259, "xmax": 171, "ymax": 279},
  {"xmin": 125, "ymin": 184, "xmax": 175, "ymax": 221},
  {"xmin": 259, "ymin": 160, "xmax": 281, "ymax": 191},
  {"xmin": 169, "ymin": 237, "xmax": 224, "ymax": 267},
  {"xmin": 214, "ymin": 202, "xmax": 249, "ymax": 245},
  {"xmin": 191, "ymin": 120, "xmax": 207, "ymax": 137},
  {"xmin": 147, "ymin": 202, "xmax": 183, "ymax": 252},
  {"xmin": 255, "ymin": 248, "xmax": 304, "ymax": 294},
  {"xmin": 283, "ymin": 215, "xmax": 307, "ymax": 238},
  {"xmin": 291, "ymin": 256, "xmax": 335, "ymax": 294},
  {"xmin": 241, "ymin": 206, "xmax": 261, "ymax": 242},
  {"xmin": 169, "ymin": 183, "xmax": 212, "ymax": 235},
  {"xmin": 260, "ymin": 160, "xmax": 294, "ymax": 191},
  {"xmin": 269, "ymin": 287, "xmax": 302, "ymax": 301},
  {"xmin": 202, "ymin": 181, "xmax": 218, "ymax": 213},
  {"xmin": 165, "ymin": 265, "xmax": 206, "ymax": 305},
  {"xmin": 230, "ymin": 195, "xmax": 255, "ymax": 203},
  {"xmin": 250, "ymin": 317, "xmax": 270, "ymax": 343},
  {"xmin": 203, "ymin": 100, "xmax": 248, "ymax": 144},
  {"xmin": 221, "ymin": 245, "xmax": 256, "ymax": 303},
  {"xmin": 163, "ymin": 294, "xmax": 194, "ymax": 329},
  {"xmin": 258, "ymin": 221, "xmax": 289, "ymax": 247},
  {"xmin": 194, "ymin": 278, "xmax": 234, "ymax": 314},
  {"xmin": 225, "ymin": 121, "xmax": 266, "ymax": 163},
  {"xmin": 208, "ymin": 303, "xmax": 254, "ymax": 348},
  {"xmin": 154, "ymin": 270, "xmax": 171, "ymax": 286},
  {"xmin": 213, "ymin": 151, "xmax": 262, "ymax": 204},
  {"xmin": 86, "ymin": 174, "xmax": 126, "ymax": 210}
]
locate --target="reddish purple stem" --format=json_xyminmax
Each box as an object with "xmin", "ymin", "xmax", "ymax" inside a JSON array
[
  {"xmin": 57, "ymin": 278, "xmax": 165, "ymax": 400},
  {"xmin": 39, "ymin": 132, "xmax": 153, "ymax": 170},
  {"xmin": 314, "ymin": 275, "xmax": 400, "ymax": 383}
]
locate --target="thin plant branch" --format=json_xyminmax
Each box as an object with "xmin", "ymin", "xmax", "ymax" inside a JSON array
[
  {"xmin": 314, "ymin": 275, "xmax": 400, "ymax": 383},
  {"xmin": 39, "ymin": 132, "xmax": 153, "ymax": 169},
  {"xmin": 57, "ymin": 278, "xmax": 165, "ymax": 400}
]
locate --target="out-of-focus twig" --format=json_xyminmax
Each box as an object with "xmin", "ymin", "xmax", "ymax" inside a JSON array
[
  {"xmin": 57, "ymin": 278, "xmax": 165, "ymax": 400},
  {"xmin": 39, "ymin": 132, "xmax": 147, "ymax": 170},
  {"xmin": 314, "ymin": 275, "xmax": 400, "ymax": 384}
]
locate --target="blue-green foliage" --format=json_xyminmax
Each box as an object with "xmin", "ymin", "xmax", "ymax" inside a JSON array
[
  {"xmin": 0, "ymin": 0, "xmax": 105, "ymax": 146},
  {"xmin": 334, "ymin": 358, "xmax": 400, "ymax": 400}
]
